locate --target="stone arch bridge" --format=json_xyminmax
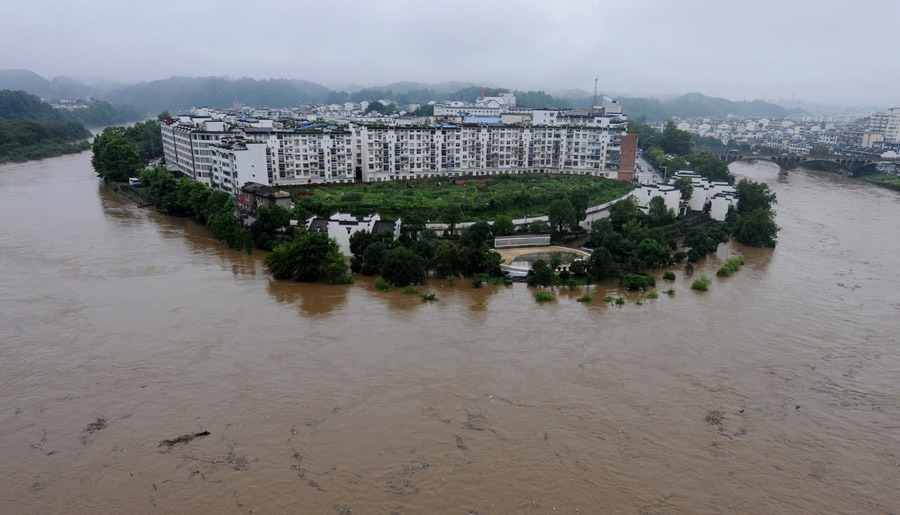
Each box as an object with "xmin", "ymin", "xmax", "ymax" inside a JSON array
[{"xmin": 710, "ymin": 151, "xmax": 899, "ymax": 176}]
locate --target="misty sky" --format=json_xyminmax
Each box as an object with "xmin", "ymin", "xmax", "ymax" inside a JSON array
[{"xmin": 3, "ymin": 0, "xmax": 897, "ymax": 106}]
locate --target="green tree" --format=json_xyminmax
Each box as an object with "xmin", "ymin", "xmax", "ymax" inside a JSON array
[
  {"xmin": 661, "ymin": 121, "xmax": 694, "ymax": 155},
  {"xmin": 609, "ymin": 198, "xmax": 638, "ymax": 228},
  {"xmin": 736, "ymin": 179, "xmax": 777, "ymax": 214},
  {"xmin": 91, "ymin": 128, "xmax": 141, "ymax": 182},
  {"xmin": 568, "ymin": 189, "xmax": 590, "ymax": 223},
  {"xmin": 530, "ymin": 259, "xmax": 554, "ymax": 286},
  {"xmin": 588, "ymin": 247, "xmax": 618, "ymax": 280},
  {"xmin": 673, "ymin": 176, "xmax": 694, "ymax": 202},
  {"xmin": 264, "ymin": 231, "xmax": 348, "ymax": 283},
  {"xmin": 442, "ymin": 204, "xmax": 463, "ymax": 236},
  {"xmin": 529, "ymin": 219, "xmax": 550, "ymax": 233},
  {"xmin": 460, "ymin": 220, "xmax": 493, "ymax": 248},
  {"xmin": 636, "ymin": 237, "xmax": 669, "ymax": 269},
  {"xmin": 432, "ymin": 240, "xmax": 462, "ymax": 277},
  {"xmin": 380, "ymin": 247, "xmax": 426, "ymax": 286},
  {"xmin": 157, "ymin": 110, "xmax": 171, "ymax": 120},
  {"xmin": 491, "ymin": 215, "xmax": 515, "ymax": 236},
  {"xmin": 399, "ymin": 212, "xmax": 426, "ymax": 241},
  {"xmin": 647, "ymin": 196, "xmax": 675, "ymax": 226},
  {"xmin": 688, "ymin": 152, "xmax": 733, "ymax": 182},
  {"xmin": 548, "ymin": 198, "xmax": 577, "ymax": 233},
  {"xmin": 734, "ymin": 208, "xmax": 779, "ymax": 247},
  {"xmin": 809, "ymin": 144, "xmax": 833, "ymax": 156}
]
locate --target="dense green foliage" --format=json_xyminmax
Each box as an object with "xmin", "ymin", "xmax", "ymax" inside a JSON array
[
  {"xmin": 0, "ymin": 90, "xmax": 92, "ymax": 162},
  {"xmin": 92, "ymin": 127, "xmax": 142, "ymax": 182},
  {"xmin": 716, "ymin": 256, "xmax": 745, "ymax": 277},
  {"xmin": 294, "ymin": 174, "xmax": 631, "ymax": 223},
  {"xmin": 265, "ymin": 231, "xmax": 350, "ymax": 283},
  {"xmin": 629, "ymin": 120, "xmax": 733, "ymax": 181},
  {"xmin": 535, "ymin": 290, "xmax": 555, "ymax": 302},
  {"xmin": 732, "ymin": 179, "xmax": 779, "ymax": 247},
  {"xmin": 691, "ymin": 274, "xmax": 712, "ymax": 291},
  {"xmin": 138, "ymin": 166, "xmax": 256, "ymax": 253},
  {"xmin": 91, "ymin": 121, "xmax": 163, "ymax": 182},
  {"xmin": 68, "ymin": 101, "xmax": 143, "ymax": 126},
  {"xmin": 859, "ymin": 172, "xmax": 900, "ymax": 192}
]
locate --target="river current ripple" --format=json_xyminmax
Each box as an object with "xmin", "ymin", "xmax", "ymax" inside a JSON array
[{"xmin": 1, "ymin": 153, "xmax": 899, "ymax": 513}]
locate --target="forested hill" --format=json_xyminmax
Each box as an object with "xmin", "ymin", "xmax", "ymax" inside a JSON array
[
  {"xmin": 0, "ymin": 88, "xmax": 70, "ymax": 121},
  {"xmin": 614, "ymin": 93, "xmax": 799, "ymax": 121},
  {"xmin": 0, "ymin": 90, "xmax": 92, "ymax": 163},
  {"xmin": 1, "ymin": 69, "xmax": 803, "ymax": 120},
  {"xmin": 108, "ymin": 76, "xmax": 334, "ymax": 113}
]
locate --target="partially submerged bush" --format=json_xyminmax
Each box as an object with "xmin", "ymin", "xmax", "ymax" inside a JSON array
[
  {"xmin": 691, "ymin": 274, "xmax": 712, "ymax": 291},
  {"xmin": 420, "ymin": 292, "xmax": 438, "ymax": 301},
  {"xmin": 662, "ymin": 271, "xmax": 676, "ymax": 281},
  {"xmin": 576, "ymin": 293, "xmax": 593, "ymax": 303},
  {"xmin": 535, "ymin": 290, "xmax": 555, "ymax": 302},
  {"xmin": 375, "ymin": 277, "xmax": 394, "ymax": 292}
]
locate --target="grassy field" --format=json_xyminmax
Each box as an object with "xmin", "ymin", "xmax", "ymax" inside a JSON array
[
  {"xmin": 860, "ymin": 173, "xmax": 900, "ymax": 192},
  {"xmin": 293, "ymin": 174, "xmax": 632, "ymax": 221}
]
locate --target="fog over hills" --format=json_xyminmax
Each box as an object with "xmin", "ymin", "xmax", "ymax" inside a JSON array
[{"xmin": 1, "ymin": 69, "xmax": 810, "ymax": 121}]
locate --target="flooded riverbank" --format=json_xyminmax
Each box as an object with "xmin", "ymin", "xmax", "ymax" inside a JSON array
[{"xmin": 1, "ymin": 153, "xmax": 899, "ymax": 513}]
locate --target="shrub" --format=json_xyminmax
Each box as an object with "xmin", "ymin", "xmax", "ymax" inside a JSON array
[
  {"xmin": 576, "ymin": 293, "xmax": 593, "ymax": 303},
  {"xmin": 673, "ymin": 250, "xmax": 687, "ymax": 263},
  {"xmin": 646, "ymin": 290, "xmax": 659, "ymax": 299},
  {"xmin": 349, "ymin": 256, "xmax": 362, "ymax": 274},
  {"xmin": 558, "ymin": 269, "xmax": 571, "ymax": 281},
  {"xmin": 691, "ymin": 274, "xmax": 712, "ymax": 291},
  {"xmin": 614, "ymin": 297, "xmax": 626, "ymax": 305},
  {"xmin": 620, "ymin": 274, "xmax": 654, "ymax": 291},
  {"xmin": 402, "ymin": 284, "xmax": 419, "ymax": 295},
  {"xmin": 665, "ymin": 288, "xmax": 676, "ymax": 295},
  {"xmin": 602, "ymin": 296, "xmax": 615, "ymax": 303},
  {"xmin": 570, "ymin": 260, "xmax": 588, "ymax": 277},
  {"xmin": 375, "ymin": 277, "xmax": 394, "ymax": 292},
  {"xmin": 684, "ymin": 263, "xmax": 694, "ymax": 275},
  {"xmin": 662, "ymin": 271, "xmax": 676, "ymax": 281},
  {"xmin": 535, "ymin": 290, "xmax": 555, "ymax": 302},
  {"xmin": 635, "ymin": 300, "xmax": 643, "ymax": 305},
  {"xmin": 717, "ymin": 256, "xmax": 745, "ymax": 277},
  {"xmin": 420, "ymin": 292, "xmax": 438, "ymax": 301},
  {"xmin": 472, "ymin": 273, "xmax": 488, "ymax": 288},
  {"xmin": 446, "ymin": 275, "xmax": 456, "ymax": 284}
]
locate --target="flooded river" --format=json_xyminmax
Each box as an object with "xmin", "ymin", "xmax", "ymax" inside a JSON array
[{"xmin": 1, "ymin": 152, "xmax": 899, "ymax": 513}]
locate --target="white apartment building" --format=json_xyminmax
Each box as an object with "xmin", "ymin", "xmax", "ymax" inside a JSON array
[
  {"xmin": 160, "ymin": 116, "xmax": 231, "ymax": 186},
  {"xmin": 161, "ymin": 114, "xmax": 628, "ymax": 194},
  {"xmin": 869, "ymin": 108, "xmax": 900, "ymax": 142}
]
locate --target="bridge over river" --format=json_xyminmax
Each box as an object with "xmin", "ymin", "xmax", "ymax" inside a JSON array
[{"xmin": 710, "ymin": 151, "xmax": 900, "ymax": 175}]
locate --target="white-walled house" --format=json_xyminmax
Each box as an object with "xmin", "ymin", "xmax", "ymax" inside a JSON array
[
  {"xmin": 307, "ymin": 213, "xmax": 400, "ymax": 256},
  {"xmin": 632, "ymin": 183, "xmax": 681, "ymax": 213}
]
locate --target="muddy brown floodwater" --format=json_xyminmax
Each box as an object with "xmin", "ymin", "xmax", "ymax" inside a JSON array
[{"xmin": 1, "ymin": 152, "xmax": 899, "ymax": 513}]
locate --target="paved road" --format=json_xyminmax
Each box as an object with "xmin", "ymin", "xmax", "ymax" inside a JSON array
[{"xmin": 634, "ymin": 152, "xmax": 663, "ymax": 185}]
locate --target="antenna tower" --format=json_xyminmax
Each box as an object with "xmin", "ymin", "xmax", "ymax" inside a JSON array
[{"xmin": 593, "ymin": 76, "xmax": 599, "ymax": 107}]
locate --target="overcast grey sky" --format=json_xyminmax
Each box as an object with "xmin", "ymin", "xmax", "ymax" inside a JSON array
[{"xmin": 2, "ymin": 0, "xmax": 896, "ymax": 106}]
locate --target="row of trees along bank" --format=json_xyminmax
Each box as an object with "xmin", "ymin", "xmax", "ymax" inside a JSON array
[{"xmin": 93, "ymin": 120, "xmax": 777, "ymax": 289}]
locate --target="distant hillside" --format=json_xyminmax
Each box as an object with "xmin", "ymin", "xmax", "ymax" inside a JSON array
[
  {"xmin": 0, "ymin": 69, "xmax": 93, "ymax": 100},
  {"xmin": 1, "ymin": 69, "xmax": 806, "ymax": 121},
  {"xmin": 0, "ymin": 88, "xmax": 69, "ymax": 121},
  {"xmin": 107, "ymin": 76, "xmax": 334, "ymax": 113},
  {"xmin": 0, "ymin": 90, "xmax": 92, "ymax": 163},
  {"xmin": 614, "ymin": 92, "xmax": 802, "ymax": 121}
]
